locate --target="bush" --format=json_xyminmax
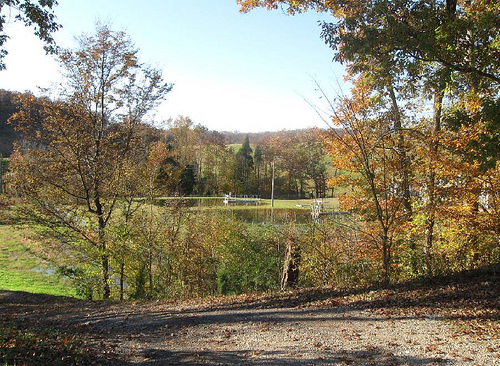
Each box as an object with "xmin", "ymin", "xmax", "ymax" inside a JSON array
[{"xmin": 216, "ymin": 223, "xmax": 282, "ymax": 295}]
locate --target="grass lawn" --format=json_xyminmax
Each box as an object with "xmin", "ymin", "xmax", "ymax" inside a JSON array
[
  {"xmin": 264, "ymin": 198, "xmax": 339, "ymax": 210},
  {"xmin": 0, "ymin": 224, "xmax": 76, "ymax": 298}
]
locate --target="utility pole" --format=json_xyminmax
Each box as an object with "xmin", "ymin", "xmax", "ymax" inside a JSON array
[{"xmin": 271, "ymin": 160, "xmax": 275, "ymax": 222}]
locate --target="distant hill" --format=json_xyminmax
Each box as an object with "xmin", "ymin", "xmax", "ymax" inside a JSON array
[
  {"xmin": 0, "ymin": 90, "xmax": 21, "ymax": 157},
  {"xmin": 220, "ymin": 128, "xmax": 320, "ymax": 145},
  {"xmin": 0, "ymin": 89, "xmax": 322, "ymax": 156}
]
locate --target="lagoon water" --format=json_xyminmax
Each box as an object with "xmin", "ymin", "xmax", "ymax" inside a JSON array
[
  {"xmin": 154, "ymin": 197, "xmax": 319, "ymax": 224},
  {"xmin": 225, "ymin": 208, "xmax": 311, "ymax": 224}
]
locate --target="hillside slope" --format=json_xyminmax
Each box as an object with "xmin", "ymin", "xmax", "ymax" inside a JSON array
[{"xmin": 0, "ymin": 89, "xmax": 20, "ymax": 157}]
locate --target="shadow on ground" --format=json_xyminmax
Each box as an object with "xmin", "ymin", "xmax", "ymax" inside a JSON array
[
  {"xmin": 0, "ymin": 265, "xmax": 498, "ymax": 365},
  {"xmin": 124, "ymin": 347, "xmax": 448, "ymax": 365}
]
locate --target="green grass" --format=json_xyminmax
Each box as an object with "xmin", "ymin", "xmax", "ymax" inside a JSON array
[
  {"xmin": 227, "ymin": 143, "xmax": 243, "ymax": 151},
  {"xmin": 0, "ymin": 224, "xmax": 76, "ymax": 298},
  {"xmin": 266, "ymin": 198, "xmax": 339, "ymax": 210}
]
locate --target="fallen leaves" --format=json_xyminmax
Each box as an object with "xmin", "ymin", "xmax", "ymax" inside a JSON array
[
  {"xmin": 0, "ymin": 267, "xmax": 498, "ymax": 365},
  {"xmin": 0, "ymin": 323, "xmax": 98, "ymax": 366}
]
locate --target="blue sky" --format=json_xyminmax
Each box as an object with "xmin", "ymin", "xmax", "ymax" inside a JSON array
[{"xmin": 1, "ymin": 1, "xmax": 346, "ymax": 132}]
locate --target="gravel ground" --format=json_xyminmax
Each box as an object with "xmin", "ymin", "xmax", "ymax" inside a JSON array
[
  {"xmin": 1, "ymin": 271, "xmax": 499, "ymax": 365},
  {"xmin": 95, "ymin": 301, "xmax": 498, "ymax": 365}
]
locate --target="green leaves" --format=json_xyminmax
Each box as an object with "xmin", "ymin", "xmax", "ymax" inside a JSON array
[
  {"xmin": 444, "ymin": 96, "xmax": 500, "ymax": 171},
  {"xmin": 0, "ymin": 0, "xmax": 61, "ymax": 70}
]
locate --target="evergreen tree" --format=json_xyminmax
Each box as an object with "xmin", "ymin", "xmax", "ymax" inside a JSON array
[{"xmin": 235, "ymin": 135, "xmax": 254, "ymax": 193}]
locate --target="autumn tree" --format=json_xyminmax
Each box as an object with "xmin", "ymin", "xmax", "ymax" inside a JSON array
[
  {"xmin": 8, "ymin": 23, "xmax": 172, "ymax": 299},
  {"xmin": 0, "ymin": 0, "xmax": 61, "ymax": 69},
  {"xmin": 276, "ymin": 133, "xmax": 306, "ymax": 198},
  {"xmin": 166, "ymin": 117, "xmax": 235, "ymax": 196},
  {"xmin": 427, "ymin": 92, "xmax": 500, "ymax": 271},
  {"xmin": 319, "ymin": 77, "xmax": 413, "ymax": 282},
  {"xmin": 315, "ymin": 0, "xmax": 497, "ymax": 273},
  {"xmin": 168, "ymin": 117, "xmax": 201, "ymax": 168},
  {"xmin": 167, "ymin": 116, "xmax": 205, "ymax": 194},
  {"xmin": 300, "ymin": 129, "xmax": 328, "ymax": 198},
  {"xmin": 200, "ymin": 130, "xmax": 233, "ymax": 195}
]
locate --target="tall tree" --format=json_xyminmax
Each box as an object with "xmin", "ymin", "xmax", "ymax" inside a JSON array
[
  {"xmin": 0, "ymin": 0, "xmax": 61, "ymax": 69},
  {"xmin": 253, "ymin": 144, "xmax": 264, "ymax": 192},
  {"xmin": 9, "ymin": 23, "xmax": 172, "ymax": 299},
  {"xmin": 322, "ymin": 77, "xmax": 410, "ymax": 282},
  {"xmin": 199, "ymin": 130, "xmax": 232, "ymax": 195}
]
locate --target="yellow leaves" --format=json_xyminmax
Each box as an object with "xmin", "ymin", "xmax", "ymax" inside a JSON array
[
  {"xmin": 465, "ymin": 93, "xmax": 483, "ymax": 116},
  {"xmin": 147, "ymin": 141, "xmax": 170, "ymax": 170},
  {"xmin": 328, "ymin": 173, "xmax": 349, "ymax": 188},
  {"xmin": 338, "ymin": 193, "xmax": 357, "ymax": 211},
  {"xmin": 237, "ymin": 0, "xmax": 328, "ymax": 14}
]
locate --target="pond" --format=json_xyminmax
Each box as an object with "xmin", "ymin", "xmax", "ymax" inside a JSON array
[
  {"xmin": 154, "ymin": 197, "xmax": 223, "ymax": 207},
  {"xmin": 222, "ymin": 208, "xmax": 312, "ymax": 224},
  {"xmin": 152, "ymin": 197, "xmax": 344, "ymax": 224}
]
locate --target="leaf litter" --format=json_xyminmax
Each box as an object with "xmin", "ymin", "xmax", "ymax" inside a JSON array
[{"xmin": 0, "ymin": 267, "xmax": 498, "ymax": 365}]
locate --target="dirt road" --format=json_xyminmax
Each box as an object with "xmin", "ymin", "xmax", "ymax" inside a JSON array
[{"xmin": 1, "ymin": 270, "xmax": 499, "ymax": 365}]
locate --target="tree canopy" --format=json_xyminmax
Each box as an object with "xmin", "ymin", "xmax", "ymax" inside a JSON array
[{"xmin": 0, "ymin": 0, "xmax": 61, "ymax": 70}]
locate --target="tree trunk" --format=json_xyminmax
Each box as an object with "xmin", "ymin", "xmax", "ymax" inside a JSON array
[
  {"xmin": 424, "ymin": 217, "xmax": 435, "ymax": 273},
  {"xmin": 148, "ymin": 248, "xmax": 153, "ymax": 298},
  {"xmin": 387, "ymin": 81, "xmax": 417, "ymax": 274},
  {"xmin": 387, "ymin": 83, "xmax": 412, "ymax": 216},
  {"xmin": 102, "ymin": 252, "xmax": 111, "ymax": 299},
  {"xmin": 281, "ymin": 234, "xmax": 301, "ymax": 290},
  {"xmin": 382, "ymin": 228, "xmax": 391, "ymax": 285},
  {"xmin": 95, "ymin": 196, "xmax": 111, "ymax": 299},
  {"xmin": 120, "ymin": 262, "xmax": 125, "ymax": 301},
  {"xmin": 424, "ymin": 82, "xmax": 445, "ymax": 276}
]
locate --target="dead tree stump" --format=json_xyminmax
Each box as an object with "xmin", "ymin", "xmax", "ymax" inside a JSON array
[{"xmin": 281, "ymin": 233, "xmax": 301, "ymax": 291}]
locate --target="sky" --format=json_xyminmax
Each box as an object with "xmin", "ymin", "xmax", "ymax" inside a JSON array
[{"xmin": 1, "ymin": 1, "xmax": 346, "ymax": 132}]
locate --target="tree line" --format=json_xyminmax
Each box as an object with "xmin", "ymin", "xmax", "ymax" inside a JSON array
[{"xmin": 162, "ymin": 119, "xmax": 329, "ymax": 198}]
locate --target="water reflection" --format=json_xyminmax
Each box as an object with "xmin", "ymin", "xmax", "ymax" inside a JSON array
[
  {"xmin": 155, "ymin": 197, "xmax": 222, "ymax": 207},
  {"xmin": 153, "ymin": 198, "xmax": 314, "ymax": 224},
  {"xmin": 223, "ymin": 208, "xmax": 311, "ymax": 224}
]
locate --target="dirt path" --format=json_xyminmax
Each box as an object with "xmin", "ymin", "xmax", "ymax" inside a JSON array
[
  {"xmin": 1, "ymin": 271, "xmax": 499, "ymax": 365},
  {"xmin": 115, "ymin": 304, "xmax": 495, "ymax": 365}
]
